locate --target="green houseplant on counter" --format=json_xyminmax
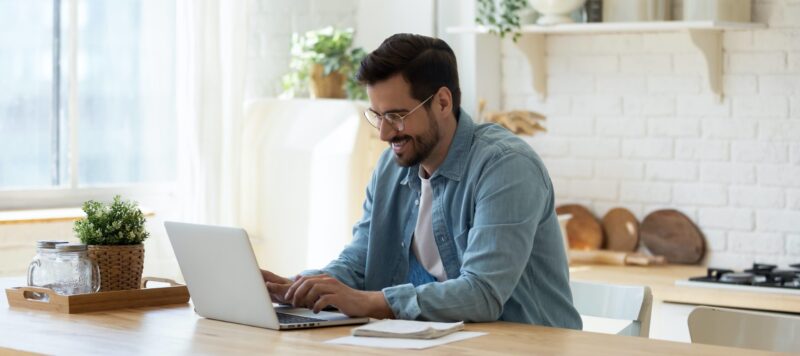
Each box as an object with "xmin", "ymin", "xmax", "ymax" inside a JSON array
[
  {"xmin": 281, "ymin": 26, "xmax": 367, "ymax": 100},
  {"xmin": 74, "ymin": 195, "xmax": 149, "ymax": 291}
]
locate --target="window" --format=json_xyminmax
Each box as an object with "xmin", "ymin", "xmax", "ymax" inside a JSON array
[{"xmin": 0, "ymin": 0, "xmax": 176, "ymax": 197}]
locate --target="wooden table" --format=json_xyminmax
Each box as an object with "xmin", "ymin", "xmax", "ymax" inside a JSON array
[
  {"xmin": 0, "ymin": 277, "xmax": 779, "ymax": 355},
  {"xmin": 569, "ymin": 264, "xmax": 800, "ymax": 313}
]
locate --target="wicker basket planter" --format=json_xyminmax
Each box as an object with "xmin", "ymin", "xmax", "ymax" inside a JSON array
[
  {"xmin": 87, "ymin": 244, "xmax": 145, "ymax": 291},
  {"xmin": 309, "ymin": 63, "xmax": 346, "ymax": 99}
]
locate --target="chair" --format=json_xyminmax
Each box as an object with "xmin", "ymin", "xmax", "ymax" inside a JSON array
[
  {"xmin": 570, "ymin": 281, "xmax": 653, "ymax": 337},
  {"xmin": 688, "ymin": 306, "xmax": 800, "ymax": 353}
]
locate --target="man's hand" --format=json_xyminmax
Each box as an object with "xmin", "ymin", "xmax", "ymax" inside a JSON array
[
  {"xmin": 260, "ymin": 269, "xmax": 294, "ymax": 304},
  {"xmin": 285, "ymin": 274, "xmax": 394, "ymax": 318}
]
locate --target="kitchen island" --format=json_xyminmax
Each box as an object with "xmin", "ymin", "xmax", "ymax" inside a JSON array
[{"xmin": 0, "ymin": 277, "xmax": 779, "ymax": 355}]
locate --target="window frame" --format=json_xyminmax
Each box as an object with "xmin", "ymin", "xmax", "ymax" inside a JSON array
[{"xmin": 0, "ymin": 0, "xmax": 176, "ymax": 210}]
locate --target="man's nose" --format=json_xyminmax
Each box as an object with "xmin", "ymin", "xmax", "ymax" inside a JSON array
[{"xmin": 378, "ymin": 119, "xmax": 397, "ymax": 142}]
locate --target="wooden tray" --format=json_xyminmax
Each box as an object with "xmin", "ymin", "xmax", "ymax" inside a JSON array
[{"xmin": 5, "ymin": 277, "xmax": 189, "ymax": 314}]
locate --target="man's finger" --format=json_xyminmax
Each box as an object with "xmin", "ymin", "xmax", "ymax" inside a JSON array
[
  {"xmin": 266, "ymin": 281, "xmax": 289, "ymax": 296},
  {"xmin": 312, "ymin": 294, "xmax": 335, "ymax": 314},
  {"xmin": 300, "ymin": 281, "xmax": 334, "ymax": 308},
  {"xmin": 290, "ymin": 278, "xmax": 319, "ymax": 307},
  {"xmin": 285, "ymin": 274, "xmax": 325, "ymax": 301},
  {"xmin": 260, "ymin": 269, "xmax": 290, "ymax": 284}
]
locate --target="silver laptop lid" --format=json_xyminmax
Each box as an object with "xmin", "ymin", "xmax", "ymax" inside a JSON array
[{"xmin": 165, "ymin": 221, "xmax": 280, "ymax": 329}]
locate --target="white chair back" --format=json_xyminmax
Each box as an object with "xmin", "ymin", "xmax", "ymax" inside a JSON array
[
  {"xmin": 570, "ymin": 281, "xmax": 653, "ymax": 337},
  {"xmin": 688, "ymin": 306, "xmax": 800, "ymax": 353}
]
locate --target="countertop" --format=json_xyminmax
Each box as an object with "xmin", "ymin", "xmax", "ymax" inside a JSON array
[{"xmin": 569, "ymin": 264, "xmax": 800, "ymax": 314}]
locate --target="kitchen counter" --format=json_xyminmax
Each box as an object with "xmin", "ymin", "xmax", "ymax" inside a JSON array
[
  {"xmin": 0, "ymin": 277, "xmax": 777, "ymax": 355},
  {"xmin": 569, "ymin": 264, "xmax": 800, "ymax": 314}
]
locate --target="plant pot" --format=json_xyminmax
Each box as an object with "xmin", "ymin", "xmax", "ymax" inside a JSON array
[
  {"xmin": 87, "ymin": 244, "xmax": 144, "ymax": 291},
  {"xmin": 309, "ymin": 63, "xmax": 347, "ymax": 99}
]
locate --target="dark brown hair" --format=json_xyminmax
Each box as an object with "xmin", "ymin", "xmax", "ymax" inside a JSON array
[{"xmin": 356, "ymin": 34, "xmax": 461, "ymax": 117}]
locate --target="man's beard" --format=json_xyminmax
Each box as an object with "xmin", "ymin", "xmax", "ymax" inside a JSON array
[{"xmin": 391, "ymin": 112, "xmax": 440, "ymax": 167}]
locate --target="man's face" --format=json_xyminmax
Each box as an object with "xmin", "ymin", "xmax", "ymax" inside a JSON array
[{"xmin": 367, "ymin": 74, "xmax": 440, "ymax": 167}]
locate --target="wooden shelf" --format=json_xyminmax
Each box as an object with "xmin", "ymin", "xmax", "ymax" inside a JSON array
[
  {"xmin": 447, "ymin": 21, "xmax": 767, "ymax": 101},
  {"xmin": 448, "ymin": 21, "xmax": 765, "ymax": 34}
]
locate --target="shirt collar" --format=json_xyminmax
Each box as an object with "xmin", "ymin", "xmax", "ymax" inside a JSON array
[
  {"xmin": 433, "ymin": 110, "xmax": 474, "ymax": 182},
  {"xmin": 399, "ymin": 109, "xmax": 475, "ymax": 186}
]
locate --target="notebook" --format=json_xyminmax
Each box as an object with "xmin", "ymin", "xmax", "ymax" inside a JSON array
[{"xmin": 352, "ymin": 320, "xmax": 465, "ymax": 339}]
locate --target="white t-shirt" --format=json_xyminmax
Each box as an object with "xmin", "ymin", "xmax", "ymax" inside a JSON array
[{"xmin": 412, "ymin": 168, "xmax": 447, "ymax": 282}]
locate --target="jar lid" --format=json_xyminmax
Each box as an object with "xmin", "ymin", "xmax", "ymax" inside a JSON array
[
  {"xmin": 56, "ymin": 243, "xmax": 88, "ymax": 252},
  {"xmin": 36, "ymin": 240, "xmax": 70, "ymax": 249}
]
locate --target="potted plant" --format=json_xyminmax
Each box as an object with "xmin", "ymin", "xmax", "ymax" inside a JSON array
[
  {"xmin": 475, "ymin": 0, "xmax": 530, "ymax": 41},
  {"xmin": 281, "ymin": 27, "xmax": 367, "ymax": 100},
  {"xmin": 73, "ymin": 195, "xmax": 149, "ymax": 291}
]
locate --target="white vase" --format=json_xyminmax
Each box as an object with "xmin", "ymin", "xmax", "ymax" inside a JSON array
[{"xmin": 530, "ymin": 0, "xmax": 588, "ymax": 25}]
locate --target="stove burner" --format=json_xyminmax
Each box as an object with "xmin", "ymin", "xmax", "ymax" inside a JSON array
[
  {"xmin": 764, "ymin": 270, "xmax": 799, "ymax": 286},
  {"xmin": 745, "ymin": 263, "xmax": 777, "ymax": 275},
  {"xmin": 706, "ymin": 268, "xmax": 733, "ymax": 280},
  {"xmin": 688, "ymin": 262, "xmax": 800, "ymax": 290},
  {"xmin": 719, "ymin": 272, "xmax": 754, "ymax": 284}
]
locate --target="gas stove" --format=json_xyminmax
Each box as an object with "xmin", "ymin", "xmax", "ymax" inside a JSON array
[{"xmin": 675, "ymin": 263, "xmax": 800, "ymax": 296}]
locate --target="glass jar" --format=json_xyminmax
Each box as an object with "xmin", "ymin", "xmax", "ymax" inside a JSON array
[
  {"xmin": 52, "ymin": 243, "xmax": 101, "ymax": 295},
  {"xmin": 27, "ymin": 240, "xmax": 69, "ymax": 295}
]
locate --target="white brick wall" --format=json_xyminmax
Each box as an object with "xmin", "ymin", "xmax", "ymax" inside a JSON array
[
  {"xmin": 730, "ymin": 186, "xmax": 785, "ymax": 209},
  {"xmin": 728, "ymin": 232, "xmax": 783, "ymax": 254},
  {"xmin": 732, "ymin": 141, "xmax": 788, "ymax": 163},
  {"xmin": 646, "ymin": 161, "xmax": 698, "ymax": 182},
  {"xmin": 620, "ymin": 182, "xmax": 671, "ymax": 204},
  {"xmin": 675, "ymin": 139, "xmax": 729, "ymax": 161},
  {"xmin": 700, "ymin": 162, "xmax": 756, "ymax": 184},
  {"xmin": 623, "ymin": 96, "xmax": 676, "ymax": 116},
  {"xmin": 621, "ymin": 138, "xmax": 673, "ymax": 159},
  {"xmin": 503, "ymin": 1, "xmax": 800, "ymax": 265}
]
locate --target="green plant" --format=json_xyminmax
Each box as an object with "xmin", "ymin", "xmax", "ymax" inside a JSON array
[
  {"xmin": 476, "ymin": 0, "xmax": 529, "ymax": 42},
  {"xmin": 74, "ymin": 195, "xmax": 149, "ymax": 245},
  {"xmin": 281, "ymin": 27, "xmax": 367, "ymax": 100}
]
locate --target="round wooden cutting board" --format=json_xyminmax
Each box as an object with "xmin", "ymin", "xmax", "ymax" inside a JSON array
[
  {"xmin": 555, "ymin": 204, "xmax": 603, "ymax": 250},
  {"xmin": 602, "ymin": 207, "xmax": 639, "ymax": 252},
  {"xmin": 640, "ymin": 209, "xmax": 705, "ymax": 264}
]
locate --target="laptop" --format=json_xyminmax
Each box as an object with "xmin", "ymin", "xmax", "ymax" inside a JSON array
[{"xmin": 164, "ymin": 221, "xmax": 370, "ymax": 330}]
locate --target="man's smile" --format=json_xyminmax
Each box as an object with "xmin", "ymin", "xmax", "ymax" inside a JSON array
[{"xmin": 391, "ymin": 136, "xmax": 411, "ymax": 154}]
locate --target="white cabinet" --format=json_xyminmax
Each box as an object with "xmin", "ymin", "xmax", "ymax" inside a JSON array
[{"xmin": 241, "ymin": 99, "xmax": 383, "ymax": 276}]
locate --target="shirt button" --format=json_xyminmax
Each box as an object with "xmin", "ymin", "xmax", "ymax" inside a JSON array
[
  {"xmin": 414, "ymin": 199, "xmax": 419, "ymax": 205},
  {"xmin": 401, "ymin": 242, "xmax": 405, "ymax": 247}
]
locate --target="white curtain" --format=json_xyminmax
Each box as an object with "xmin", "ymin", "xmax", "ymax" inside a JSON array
[{"xmin": 175, "ymin": 0, "xmax": 250, "ymax": 225}]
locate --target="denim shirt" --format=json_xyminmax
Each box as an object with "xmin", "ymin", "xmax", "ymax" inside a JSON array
[{"xmin": 303, "ymin": 111, "xmax": 582, "ymax": 329}]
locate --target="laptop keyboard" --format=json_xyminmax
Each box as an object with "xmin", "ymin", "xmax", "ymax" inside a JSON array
[{"xmin": 277, "ymin": 312, "xmax": 325, "ymax": 324}]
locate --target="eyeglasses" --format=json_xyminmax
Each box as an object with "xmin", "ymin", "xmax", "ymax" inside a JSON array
[{"xmin": 364, "ymin": 94, "xmax": 434, "ymax": 131}]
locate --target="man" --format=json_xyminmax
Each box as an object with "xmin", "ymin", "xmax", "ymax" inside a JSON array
[{"xmin": 262, "ymin": 33, "xmax": 581, "ymax": 329}]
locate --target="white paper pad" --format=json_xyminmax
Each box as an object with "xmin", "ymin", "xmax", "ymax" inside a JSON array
[
  {"xmin": 352, "ymin": 319, "xmax": 464, "ymax": 339},
  {"xmin": 326, "ymin": 331, "xmax": 487, "ymax": 349}
]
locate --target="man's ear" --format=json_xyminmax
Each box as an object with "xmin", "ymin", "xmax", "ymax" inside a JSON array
[{"xmin": 434, "ymin": 86, "xmax": 453, "ymax": 116}]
